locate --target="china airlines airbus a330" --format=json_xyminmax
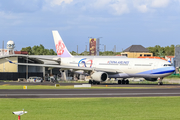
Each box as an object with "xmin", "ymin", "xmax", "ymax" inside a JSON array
[{"xmin": 7, "ymin": 31, "xmax": 175, "ymax": 85}]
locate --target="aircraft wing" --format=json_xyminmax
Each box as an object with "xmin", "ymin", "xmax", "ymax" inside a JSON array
[
  {"xmin": 1, "ymin": 54, "xmax": 60, "ymax": 62},
  {"xmin": 6, "ymin": 59, "xmax": 123, "ymax": 73}
]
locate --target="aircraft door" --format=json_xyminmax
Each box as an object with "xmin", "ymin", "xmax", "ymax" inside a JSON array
[
  {"xmin": 128, "ymin": 61, "xmax": 133, "ymax": 69},
  {"xmin": 92, "ymin": 58, "xmax": 96, "ymax": 68},
  {"xmin": 153, "ymin": 62, "xmax": 159, "ymax": 73}
]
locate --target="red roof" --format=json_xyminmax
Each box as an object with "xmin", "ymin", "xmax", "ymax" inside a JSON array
[
  {"xmin": 14, "ymin": 51, "xmax": 28, "ymax": 55},
  {"xmin": 165, "ymin": 56, "xmax": 174, "ymax": 58},
  {"xmin": 138, "ymin": 56, "xmax": 167, "ymax": 61}
]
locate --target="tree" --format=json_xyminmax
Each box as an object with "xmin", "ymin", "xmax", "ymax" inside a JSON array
[
  {"xmin": 164, "ymin": 45, "xmax": 174, "ymax": 56},
  {"xmin": 70, "ymin": 51, "xmax": 78, "ymax": 55},
  {"xmin": 147, "ymin": 45, "xmax": 175, "ymax": 57},
  {"xmin": 21, "ymin": 46, "xmax": 33, "ymax": 55},
  {"xmin": 80, "ymin": 51, "xmax": 89, "ymax": 56},
  {"xmin": 21, "ymin": 44, "xmax": 57, "ymax": 55}
]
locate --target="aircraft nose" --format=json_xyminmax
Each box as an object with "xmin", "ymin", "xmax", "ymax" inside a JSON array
[
  {"xmin": 173, "ymin": 66, "xmax": 175, "ymax": 72},
  {"xmin": 170, "ymin": 66, "xmax": 176, "ymax": 73}
]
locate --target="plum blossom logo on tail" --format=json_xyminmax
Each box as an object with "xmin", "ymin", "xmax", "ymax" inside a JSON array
[{"xmin": 56, "ymin": 40, "xmax": 65, "ymax": 55}]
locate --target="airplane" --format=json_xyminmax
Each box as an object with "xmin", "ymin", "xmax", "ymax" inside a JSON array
[{"xmin": 7, "ymin": 31, "xmax": 175, "ymax": 85}]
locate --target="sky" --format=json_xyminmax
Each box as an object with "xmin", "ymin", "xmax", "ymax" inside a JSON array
[{"xmin": 0, "ymin": 0, "xmax": 180, "ymax": 53}]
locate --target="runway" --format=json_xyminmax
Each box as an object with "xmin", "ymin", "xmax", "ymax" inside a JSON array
[{"xmin": 1, "ymin": 88, "xmax": 180, "ymax": 98}]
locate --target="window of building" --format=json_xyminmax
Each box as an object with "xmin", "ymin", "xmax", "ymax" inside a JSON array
[
  {"xmin": 122, "ymin": 54, "xmax": 128, "ymax": 57},
  {"xmin": 144, "ymin": 54, "xmax": 151, "ymax": 56}
]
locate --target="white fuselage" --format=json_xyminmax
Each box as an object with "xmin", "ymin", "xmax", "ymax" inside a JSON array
[{"xmin": 60, "ymin": 56, "xmax": 175, "ymax": 80}]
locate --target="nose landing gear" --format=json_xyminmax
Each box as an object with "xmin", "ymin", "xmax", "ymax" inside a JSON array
[{"xmin": 158, "ymin": 77, "xmax": 163, "ymax": 85}]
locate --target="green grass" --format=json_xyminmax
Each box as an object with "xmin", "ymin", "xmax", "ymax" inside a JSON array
[
  {"xmin": 165, "ymin": 74, "xmax": 180, "ymax": 78},
  {"xmin": 1, "ymin": 97, "xmax": 180, "ymax": 120}
]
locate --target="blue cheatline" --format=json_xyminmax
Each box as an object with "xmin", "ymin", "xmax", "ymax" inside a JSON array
[{"xmin": 137, "ymin": 66, "xmax": 175, "ymax": 74}]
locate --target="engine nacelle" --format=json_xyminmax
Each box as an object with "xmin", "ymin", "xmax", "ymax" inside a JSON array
[
  {"xmin": 91, "ymin": 72, "xmax": 108, "ymax": 82},
  {"xmin": 69, "ymin": 69, "xmax": 89, "ymax": 76},
  {"xmin": 144, "ymin": 78, "xmax": 157, "ymax": 81}
]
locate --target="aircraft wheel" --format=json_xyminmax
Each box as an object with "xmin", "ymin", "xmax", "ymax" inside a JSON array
[
  {"xmin": 118, "ymin": 80, "xmax": 121, "ymax": 84},
  {"xmin": 158, "ymin": 82, "xmax": 163, "ymax": 85},
  {"xmin": 89, "ymin": 80, "xmax": 92, "ymax": 84},
  {"xmin": 97, "ymin": 82, "xmax": 100, "ymax": 85},
  {"xmin": 93, "ymin": 80, "xmax": 97, "ymax": 85},
  {"xmin": 122, "ymin": 80, "xmax": 125, "ymax": 84},
  {"xmin": 125, "ymin": 80, "xmax": 129, "ymax": 84}
]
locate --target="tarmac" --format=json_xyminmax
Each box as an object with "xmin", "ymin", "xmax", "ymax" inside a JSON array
[
  {"xmin": 0, "ymin": 88, "xmax": 180, "ymax": 98},
  {"xmin": 0, "ymin": 81, "xmax": 180, "ymax": 98}
]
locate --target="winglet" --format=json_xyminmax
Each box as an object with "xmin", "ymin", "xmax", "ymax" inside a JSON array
[{"xmin": 5, "ymin": 58, "xmax": 14, "ymax": 64}]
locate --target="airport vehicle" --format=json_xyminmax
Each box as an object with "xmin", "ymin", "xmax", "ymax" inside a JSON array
[
  {"xmin": 6, "ymin": 31, "xmax": 175, "ymax": 85},
  {"xmin": 27, "ymin": 77, "xmax": 43, "ymax": 83}
]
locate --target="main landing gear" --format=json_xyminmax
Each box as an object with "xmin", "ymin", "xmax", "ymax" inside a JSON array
[
  {"xmin": 118, "ymin": 79, "xmax": 129, "ymax": 84},
  {"xmin": 158, "ymin": 77, "xmax": 163, "ymax": 85},
  {"xmin": 89, "ymin": 80, "xmax": 100, "ymax": 85}
]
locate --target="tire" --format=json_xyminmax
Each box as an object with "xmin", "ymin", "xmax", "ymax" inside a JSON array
[
  {"xmin": 122, "ymin": 80, "xmax": 125, "ymax": 84},
  {"xmin": 158, "ymin": 82, "xmax": 163, "ymax": 85},
  {"xmin": 93, "ymin": 80, "xmax": 97, "ymax": 85},
  {"xmin": 125, "ymin": 80, "xmax": 129, "ymax": 84},
  {"xmin": 97, "ymin": 82, "xmax": 100, "ymax": 85},
  {"xmin": 118, "ymin": 80, "xmax": 121, "ymax": 84},
  {"xmin": 89, "ymin": 80, "xmax": 92, "ymax": 84}
]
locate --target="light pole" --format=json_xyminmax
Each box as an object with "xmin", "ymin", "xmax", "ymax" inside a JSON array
[
  {"xmin": 85, "ymin": 42, "xmax": 88, "ymax": 56},
  {"xmin": 96, "ymin": 37, "xmax": 102, "ymax": 56},
  {"xmin": 100, "ymin": 44, "xmax": 106, "ymax": 56}
]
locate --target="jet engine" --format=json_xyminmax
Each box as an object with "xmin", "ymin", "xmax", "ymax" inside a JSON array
[
  {"xmin": 91, "ymin": 72, "xmax": 108, "ymax": 82},
  {"xmin": 144, "ymin": 78, "xmax": 157, "ymax": 81}
]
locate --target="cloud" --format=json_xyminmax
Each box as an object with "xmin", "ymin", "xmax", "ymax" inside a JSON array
[
  {"xmin": 133, "ymin": 0, "xmax": 171, "ymax": 13},
  {"xmin": 92, "ymin": 0, "xmax": 112, "ymax": 9},
  {"xmin": 89, "ymin": 0, "xmax": 129, "ymax": 15},
  {"xmin": 110, "ymin": 2, "xmax": 129, "ymax": 15},
  {"xmin": 0, "ymin": 11, "xmax": 18, "ymax": 19},
  {"xmin": 135, "ymin": 4, "xmax": 148, "ymax": 13},
  {"xmin": 151, "ymin": 0, "xmax": 170, "ymax": 8},
  {"xmin": 0, "ymin": 0, "xmax": 44, "ymax": 13},
  {"xmin": 50, "ymin": 0, "xmax": 73, "ymax": 6},
  {"xmin": 0, "ymin": 0, "xmax": 176, "ymax": 17}
]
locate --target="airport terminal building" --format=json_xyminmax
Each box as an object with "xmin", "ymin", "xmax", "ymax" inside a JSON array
[{"xmin": 0, "ymin": 41, "xmax": 61, "ymax": 80}]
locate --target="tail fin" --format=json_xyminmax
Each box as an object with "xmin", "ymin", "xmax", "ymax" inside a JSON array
[{"xmin": 52, "ymin": 31, "xmax": 72, "ymax": 57}]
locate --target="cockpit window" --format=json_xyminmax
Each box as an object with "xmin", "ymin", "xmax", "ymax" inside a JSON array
[{"xmin": 164, "ymin": 64, "xmax": 171, "ymax": 66}]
